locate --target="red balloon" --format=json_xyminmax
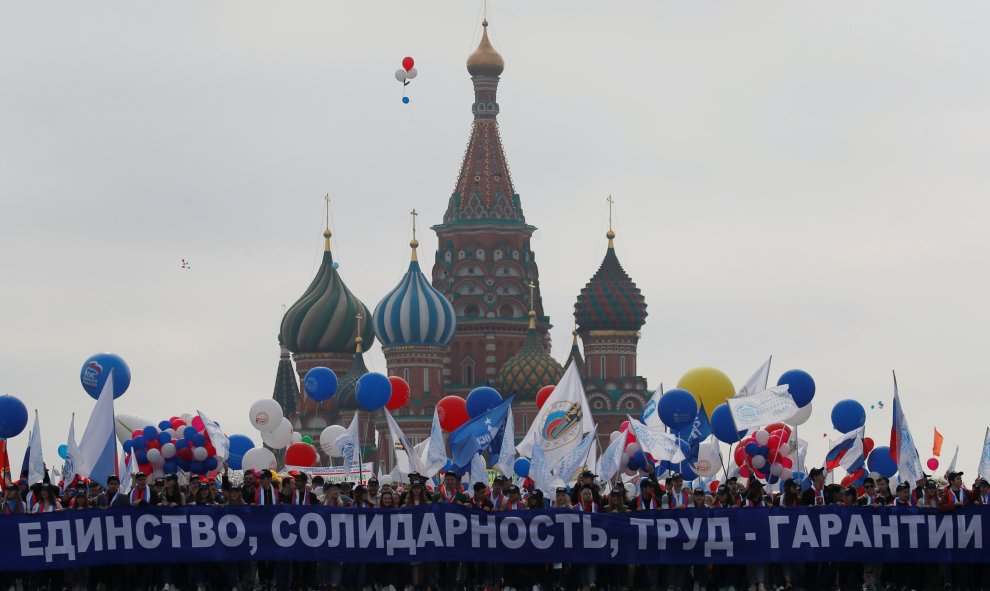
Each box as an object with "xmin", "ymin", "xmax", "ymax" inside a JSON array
[
  {"xmin": 171, "ymin": 419, "xmax": 186, "ymax": 429},
  {"xmin": 619, "ymin": 420, "xmax": 630, "ymax": 433},
  {"xmin": 177, "ymin": 447, "xmax": 193, "ymax": 461},
  {"xmin": 734, "ymin": 446, "xmax": 746, "ymax": 466},
  {"xmin": 191, "ymin": 416, "xmax": 205, "ymax": 432},
  {"xmin": 624, "ymin": 429, "xmax": 637, "ymax": 447},
  {"xmin": 437, "ymin": 396, "xmax": 469, "ymax": 431},
  {"xmin": 779, "ymin": 456, "xmax": 793, "ymax": 469},
  {"xmin": 863, "ymin": 437, "xmax": 875, "ymax": 457},
  {"xmin": 739, "ymin": 465, "xmax": 751, "ymax": 477},
  {"xmin": 765, "ymin": 423, "xmax": 792, "ymax": 435},
  {"xmin": 204, "ymin": 443, "xmax": 217, "ymax": 457},
  {"xmin": 767, "ymin": 435, "xmax": 781, "ymax": 453},
  {"xmin": 402, "ymin": 56, "xmax": 414, "ymax": 71},
  {"xmin": 536, "ymin": 385, "xmax": 555, "ymax": 410},
  {"xmin": 709, "ymin": 479, "xmax": 720, "ymax": 493},
  {"xmin": 285, "ymin": 442, "xmax": 318, "ymax": 467},
  {"xmin": 132, "ymin": 429, "xmax": 142, "ymax": 439},
  {"xmin": 386, "ymin": 376, "xmax": 411, "ymax": 410}
]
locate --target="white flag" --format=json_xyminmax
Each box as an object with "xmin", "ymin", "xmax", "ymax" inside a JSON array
[
  {"xmin": 28, "ymin": 412, "xmax": 44, "ymax": 485},
  {"xmin": 335, "ymin": 412, "xmax": 362, "ymax": 476},
  {"xmin": 493, "ymin": 407, "xmax": 516, "ymax": 478},
  {"xmin": 945, "ymin": 445, "xmax": 959, "ymax": 478},
  {"xmin": 597, "ymin": 433, "xmax": 626, "ymax": 483},
  {"xmin": 469, "ymin": 452, "xmax": 487, "ymax": 486},
  {"xmin": 197, "ymin": 410, "xmax": 230, "ymax": 460},
  {"xmin": 726, "ymin": 385, "xmax": 798, "ymax": 431},
  {"xmin": 978, "ymin": 428, "xmax": 990, "ymax": 482},
  {"xmin": 517, "ymin": 363, "xmax": 595, "ymax": 469},
  {"xmin": 530, "ymin": 439, "xmax": 554, "ymax": 496},
  {"xmin": 627, "ymin": 416, "xmax": 685, "ymax": 463},
  {"xmin": 62, "ymin": 414, "xmax": 81, "ymax": 485},
  {"xmin": 556, "ymin": 429, "xmax": 596, "ymax": 485},
  {"xmin": 384, "ymin": 410, "xmax": 424, "ymax": 476},
  {"xmin": 422, "ymin": 410, "xmax": 448, "ymax": 478},
  {"xmin": 737, "ymin": 357, "xmax": 772, "ymax": 398},
  {"xmin": 891, "ymin": 381, "xmax": 925, "ymax": 485},
  {"xmin": 119, "ymin": 453, "xmax": 134, "ymax": 495},
  {"xmin": 641, "ymin": 388, "xmax": 664, "ymax": 429},
  {"xmin": 78, "ymin": 370, "xmax": 118, "ymax": 481}
]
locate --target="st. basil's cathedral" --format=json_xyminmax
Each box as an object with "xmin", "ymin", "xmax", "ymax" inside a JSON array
[{"xmin": 273, "ymin": 21, "xmax": 649, "ymax": 470}]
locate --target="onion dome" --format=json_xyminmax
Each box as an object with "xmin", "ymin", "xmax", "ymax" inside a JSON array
[
  {"xmin": 467, "ymin": 20, "xmax": 504, "ymax": 77},
  {"xmin": 280, "ymin": 229, "xmax": 375, "ymax": 354},
  {"xmin": 574, "ymin": 229, "xmax": 647, "ymax": 332},
  {"xmin": 373, "ymin": 238, "xmax": 456, "ymax": 347},
  {"xmin": 498, "ymin": 310, "xmax": 564, "ymax": 398},
  {"xmin": 335, "ymin": 335, "xmax": 369, "ymax": 411}
]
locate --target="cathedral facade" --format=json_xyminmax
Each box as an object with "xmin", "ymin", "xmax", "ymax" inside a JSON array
[{"xmin": 275, "ymin": 21, "xmax": 650, "ymax": 470}]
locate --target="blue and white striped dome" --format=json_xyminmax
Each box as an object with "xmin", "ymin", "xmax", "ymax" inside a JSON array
[{"xmin": 373, "ymin": 241, "xmax": 456, "ymax": 348}]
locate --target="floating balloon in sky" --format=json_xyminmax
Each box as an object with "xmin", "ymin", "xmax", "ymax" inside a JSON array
[{"xmin": 395, "ymin": 57, "xmax": 418, "ymax": 104}]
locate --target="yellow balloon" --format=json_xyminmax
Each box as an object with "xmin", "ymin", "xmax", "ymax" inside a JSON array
[{"xmin": 677, "ymin": 367, "xmax": 735, "ymax": 418}]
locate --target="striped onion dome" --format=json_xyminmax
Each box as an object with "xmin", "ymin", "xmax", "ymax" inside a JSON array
[
  {"xmin": 373, "ymin": 239, "xmax": 456, "ymax": 347},
  {"xmin": 498, "ymin": 311, "xmax": 564, "ymax": 398},
  {"xmin": 279, "ymin": 229, "xmax": 375, "ymax": 354},
  {"xmin": 574, "ymin": 229, "xmax": 647, "ymax": 332}
]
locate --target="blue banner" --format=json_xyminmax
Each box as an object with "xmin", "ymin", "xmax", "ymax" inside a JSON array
[{"xmin": 1, "ymin": 505, "xmax": 985, "ymax": 572}]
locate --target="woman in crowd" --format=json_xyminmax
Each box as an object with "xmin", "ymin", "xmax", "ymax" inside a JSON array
[
  {"xmin": 575, "ymin": 485, "xmax": 600, "ymax": 590},
  {"xmin": 158, "ymin": 474, "xmax": 185, "ymax": 507},
  {"xmin": 67, "ymin": 491, "xmax": 93, "ymax": 591},
  {"xmin": 402, "ymin": 480, "xmax": 431, "ymax": 590}
]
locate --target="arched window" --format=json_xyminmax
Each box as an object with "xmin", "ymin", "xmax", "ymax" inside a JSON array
[
  {"xmin": 465, "ymin": 304, "xmax": 480, "ymax": 318},
  {"xmin": 402, "ymin": 368, "xmax": 409, "ymax": 384},
  {"xmin": 423, "ymin": 368, "xmax": 430, "ymax": 393},
  {"xmin": 620, "ymin": 356, "xmax": 626, "ymax": 376},
  {"xmin": 499, "ymin": 304, "xmax": 514, "ymax": 318},
  {"xmin": 462, "ymin": 360, "xmax": 475, "ymax": 385},
  {"xmin": 600, "ymin": 356, "xmax": 606, "ymax": 379}
]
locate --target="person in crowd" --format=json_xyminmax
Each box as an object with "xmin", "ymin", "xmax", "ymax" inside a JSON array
[
  {"xmin": 351, "ymin": 484, "xmax": 373, "ymax": 508},
  {"xmin": 66, "ymin": 490, "xmax": 93, "ymax": 591},
  {"xmin": 874, "ymin": 475, "xmax": 893, "ymax": 505},
  {"xmin": 503, "ymin": 484, "xmax": 528, "ymax": 511},
  {"xmin": 553, "ymin": 486, "xmax": 572, "ymax": 509},
  {"xmin": 528, "ymin": 489, "xmax": 547, "ymax": 509},
  {"xmin": 403, "ymin": 478, "xmax": 431, "ymax": 590},
  {"xmin": 857, "ymin": 477, "xmax": 880, "ymax": 506},
  {"xmin": 433, "ymin": 471, "xmax": 468, "ymax": 505},
  {"xmin": 713, "ymin": 484, "xmax": 735, "ymax": 509},
  {"xmin": 569, "ymin": 470, "xmax": 601, "ymax": 505},
  {"xmin": 663, "ymin": 473, "xmax": 691, "ymax": 509},
  {"xmin": 32, "ymin": 484, "xmax": 61, "ymax": 513},
  {"xmin": 800, "ymin": 467, "xmax": 827, "ymax": 506},
  {"xmin": 103, "ymin": 474, "xmax": 122, "ymax": 508},
  {"xmin": 974, "ymin": 477, "xmax": 990, "ymax": 505},
  {"xmin": 366, "ymin": 476, "xmax": 381, "ymax": 506},
  {"xmin": 920, "ymin": 478, "xmax": 940, "ymax": 509},
  {"xmin": 310, "ymin": 475, "xmax": 325, "ymax": 501},
  {"xmin": 574, "ymin": 485, "xmax": 599, "ymax": 590},
  {"xmin": 253, "ymin": 470, "xmax": 279, "ymax": 505},
  {"xmin": 322, "ymin": 481, "xmax": 347, "ymax": 507},
  {"xmin": 185, "ymin": 476, "xmax": 202, "ymax": 505},
  {"xmin": 159, "ymin": 474, "xmax": 185, "ymax": 507},
  {"xmin": 631, "ymin": 478, "xmax": 660, "ymax": 511},
  {"xmin": 489, "ymin": 474, "xmax": 507, "ymax": 509},
  {"xmin": 240, "ymin": 469, "xmax": 257, "ymax": 500},
  {"xmin": 891, "ymin": 481, "xmax": 912, "ymax": 506},
  {"xmin": 467, "ymin": 482, "xmax": 494, "ymax": 510},
  {"xmin": 939, "ymin": 471, "xmax": 970, "ymax": 511},
  {"xmin": 339, "ymin": 481, "xmax": 354, "ymax": 505},
  {"xmin": 692, "ymin": 487, "xmax": 706, "ymax": 508},
  {"xmin": 743, "ymin": 481, "xmax": 769, "ymax": 591},
  {"xmin": 606, "ymin": 489, "xmax": 629, "ymax": 513}
]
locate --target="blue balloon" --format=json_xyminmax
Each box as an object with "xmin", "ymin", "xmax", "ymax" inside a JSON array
[
  {"xmin": 831, "ymin": 399, "xmax": 866, "ymax": 433},
  {"xmin": 122, "ymin": 440, "xmax": 133, "ymax": 454},
  {"xmin": 757, "ymin": 446, "xmax": 771, "ymax": 457},
  {"xmin": 173, "ymin": 438, "xmax": 188, "ymax": 450},
  {"xmin": 157, "ymin": 432, "xmax": 171, "ymax": 445},
  {"xmin": 658, "ymin": 389, "xmax": 698, "ymax": 431},
  {"xmin": 745, "ymin": 442, "xmax": 760, "ymax": 456},
  {"xmin": 304, "ymin": 367, "xmax": 339, "ymax": 402},
  {"xmin": 177, "ymin": 458, "xmax": 191, "ymax": 471},
  {"xmin": 190, "ymin": 460, "xmax": 205, "ymax": 475},
  {"xmin": 158, "ymin": 420, "xmax": 172, "ymax": 431},
  {"xmin": 143, "ymin": 426, "xmax": 159, "ymax": 440},
  {"xmin": 204, "ymin": 456, "xmax": 219, "ymax": 471},
  {"xmin": 135, "ymin": 450, "xmax": 148, "ymax": 465},
  {"xmin": 679, "ymin": 463, "xmax": 698, "ymax": 481},
  {"xmin": 163, "ymin": 460, "xmax": 178, "ymax": 474},
  {"xmin": 57, "ymin": 444, "xmax": 69, "ymax": 460},
  {"xmin": 866, "ymin": 446, "xmax": 897, "ymax": 478},
  {"xmin": 355, "ymin": 372, "xmax": 392, "ymax": 411},
  {"xmin": 628, "ymin": 450, "xmax": 646, "ymax": 471},
  {"xmin": 466, "ymin": 387, "xmax": 502, "ymax": 418},
  {"xmin": 711, "ymin": 403, "xmax": 746, "ymax": 444},
  {"xmin": 514, "ymin": 457, "xmax": 531, "ymax": 478},
  {"xmin": 402, "ymin": 96, "xmax": 410, "ymax": 104},
  {"xmin": 778, "ymin": 369, "xmax": 816, "ymax": 408},
  {"xmin": 227, "ymin": 434, "xmax": 256, "ymax": 470},
  {"xmin": 80, "ymin": 352, "xmax": 131, "ymax": 400},
  {"xmin": 192, "ymin": 433, "xmax": 206, "ymax": 447},
  {"xmin": 183, "ymin": 426, "xmax": 198, "ymax": 440},
  {"xmin": 132, "ymin": 436, "xmax": 147, "ymax": 450},
  {"xmin": 0, "ymin": 394, "xmax": 29, "ymax": 439}
]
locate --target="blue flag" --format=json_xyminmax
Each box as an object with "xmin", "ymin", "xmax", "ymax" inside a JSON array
[
  {"xmin": 449, "ymin": 396, "xmax": 514, "ymax": 468},
  {"xmin": 678, "ymin": 402, "xmax": 712, "ymax": 462}
]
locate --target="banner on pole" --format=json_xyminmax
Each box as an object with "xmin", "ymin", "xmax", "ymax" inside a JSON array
[{"xmin": 283, "ymin": 463, "xmax": 374, "ymax": 484}]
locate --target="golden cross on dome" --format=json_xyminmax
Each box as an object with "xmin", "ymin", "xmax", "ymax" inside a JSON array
[
  {"xmin": 324, "ymin": 194, "xmax": 331, "ymax": 230},
  {"xmin": 607, "ymin": 195, "xmax": 615, "ymax": 231},
  {"xmin": 354, "ymin": 311, "xmax": 364, "ymax": 352},
  {"xmin": 528, "ymin": 281, "xmax": 536, "ymax": 310},
  {"xmin": 410, "ymin": 208, "xmax": 418, "ymax": 241}
]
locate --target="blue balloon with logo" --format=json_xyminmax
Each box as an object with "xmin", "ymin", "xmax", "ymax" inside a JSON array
[
  {"xmin": 304, "ymin": 367, "xmax": 338, "ymax": 402},
  {"xmin": 777, "ymin": 369, "xmax": 815, "ymax": 408},
  {"xmin": 356, "ymin": 372, "xmax": 392, "ymax": 411},
  {"xmin": 831, "ymin": 399, "xmax": 866, "ymax": 433},
  {"xmin": 227, "ymin": 434, "xmax": 256, "ymax": 470},
  {"xmin": 0, "ymin": 394, "xmax": 29, "ymax": 439},
  {"xmin": 514, "ymin": 457, "xmax": 531, "ymax": 478},
  {"xmin": 711, "ymin": 403, "xmax": 746, "ymax": 444},
  {"xmin": 658, "ymin": 389, "xmax": 698, "ymax": 431},
  {"xmin": 80, "ymin": 352, "xmax": 131, "ymax": 400},
  {"xmin": 866, "ymin": 445, "xmax": 897, "ymax": 478},
  {"xmin": 466, "ymin": 387, "xmax": 502, "ymax": 418}
]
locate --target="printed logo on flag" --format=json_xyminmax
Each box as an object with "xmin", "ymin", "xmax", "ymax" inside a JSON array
[
  {"xmin": 82, "ymin": 361, "xmax": 103, "ymax": 389},
  {"xmin": 735, "ymin": 403, "xmax": 761, "ymax": 424},
  {"xmin": 641, "ymin": 400, "xmax": 657, "ymax": 423},
  {"xmin": 694, "ymin": 459, "xmax": 712, "ymax": 473},
  {"xmin": 542, "ymin": 401, "xmax": 582, "ymax": 452},
  {"xmin": 340, "ymin": 440, "xmax": 355, "ymax": 460}
]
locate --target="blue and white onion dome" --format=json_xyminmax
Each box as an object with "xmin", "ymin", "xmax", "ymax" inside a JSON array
[{"xmin": 373, "ymin": 238, "xmax": 456, "ymax": 347}]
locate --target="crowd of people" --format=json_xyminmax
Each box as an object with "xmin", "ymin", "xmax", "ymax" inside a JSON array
[{"xmin": 2, "ymin": 466, "xmax": 989, "ymax": 591}]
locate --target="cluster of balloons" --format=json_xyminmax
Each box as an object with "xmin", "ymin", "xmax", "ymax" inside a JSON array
[
  {"xmin": 607, "ymin": 421, "xmax": 654, "ymax": 477},
  {"xmin": 0, "ymin": 394, "xmax": 28, "ymax": 439},
  {"xmin": 356, "ymin": 373, "xmax": 410, "ymax": 412},
  {"xmin": 436, "ymin": 385, "xmax": 505, "ymax": 432},
  {"xmin": 733, "ymin": 423, "xmax": 798, "ymax": 483},
  {"xmin": 80, "ymin": 352, "xmax": 131, "ymax": 400},
  {"xmin": 394, "ymin": 56, "xmax": 418, "ymax": 104},
  {"xmin": 122, "ymin": 415, "xmax": 220, "ymax": 478}
]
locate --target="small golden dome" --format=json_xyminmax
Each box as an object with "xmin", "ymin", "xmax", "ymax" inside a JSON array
[
  {"xmin": 323, "ymin": 229, "xmax": 332, "ymax": 239},
  {"xmin": 467, "ymin": 20, "xmax": 504, "ymax": 77}
]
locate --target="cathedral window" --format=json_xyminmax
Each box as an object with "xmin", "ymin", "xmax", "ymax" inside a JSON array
[
  {"xmin": 465, "ymin": 304, "xmax": 480, "ymax": 318},
  {"xmin": 402, "ymin": 368, "xmax": 409, "ymax": 384},
  {"xmin": 600, "ymin": 356, "xmax": 606, "ymax": 379},
  {"xmin": 620, "ymin": 356, "xmax": 626, "ymax": 376},
  {"xmin": 462, "ymin": 360, "xmax": 475, "ymax": 385},
  {"xmin": 423, "ymin": 368, "xmax": 430, "ymax": 393},
  {"xmin": 499, "ymin": 304, "xmax": 514, "ymax": 318}
]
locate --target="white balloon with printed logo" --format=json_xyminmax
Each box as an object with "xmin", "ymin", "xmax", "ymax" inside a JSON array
[
  {"xmin": 319, "ymin": 425, "xmax": 347, "ymax": 457},
  {"xmin": 248, "ymin": 399, "xmax": 283, "ymax": 433}
]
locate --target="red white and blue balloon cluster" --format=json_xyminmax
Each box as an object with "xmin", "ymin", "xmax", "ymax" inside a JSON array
[{"xmin": 123, "ymin": 415, "xmax": 220, "ymax": 478}]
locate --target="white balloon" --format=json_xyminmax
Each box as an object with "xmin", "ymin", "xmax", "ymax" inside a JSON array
[
  {"xmin": 623, "ymin": 482, "xmax": 636, "ymax": 496},
  {"xmin": 192, "ymin": 447, "xmax": 208, "ymax": 462},
  {"xmin": 320, "ymin": 425, "xmax": 347, "ymax": 457},
  {"xmin": 248, "ymin": 399, "xmax": 284, "ymax": 433},
  {"xmin": 780, "ymin": 468, "xmax": 793, "ymax": 480},
  {"xmin": 394, "ymin": 68, "xmax": 407, "ymax": 82},
  {"xmin": 292, "ymin": 432, "xmax": 303, "ymax": 444},
  {"xmin": 152, "ymin": 469, "xmax": 165, "ymax": 479},
  {"xmin": 754, "ymin": 430, "xmax": 770, "ymax": 445},
  {"xmin": 146, "ymin": 448, "xmax": 164, "ymax": 466},
  {"xmin": 161, "ymin": 443, "xmax": 176, "ymax": 459},
  {"xmin": 379, "ymin": 475, "xmax": 394, "ymax": 487},
  {"xmin": 691, "ymin": 443, "xmax": 721, "ymax": 477},
  {"xmin": 769, "ymin": 463, "xmax": 783, "ymax": 476},
  {"xmin": 181, "ymin": 413, "xmax": 194, "ymax": 425},
  {"xmin": 262, "ymin": 418, "xmax": 293, "ymax": 450},
  {"xmin": 751, "ymin": 456, "xmax": 767, "ymax": 469},
  {"xmin": 241, "ymin": 447, "xmax": 278, "ymax": 472},
  {"xmin": 623, "ymin": 442, "xmax": 641, "ymax": 457},
  {"xmin": 609, "ymin": 430, "xmax": 622, "ymax": 443},
  {"xmin": 788, "ymin": 403, "xmax": 813, "ymax": 426},
  {"xmin": 405, "ymin": 67, "xmax": 417, "ymax": 79}
]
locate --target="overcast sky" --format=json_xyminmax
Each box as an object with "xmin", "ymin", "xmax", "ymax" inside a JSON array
[{"xmin": 3, "ymin": 1, "xmax": 989, "ymax": 479}]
